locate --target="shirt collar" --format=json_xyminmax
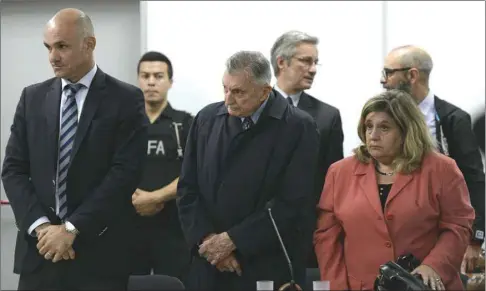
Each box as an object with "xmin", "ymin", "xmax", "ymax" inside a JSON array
[
  {"xmin": 241, "ymin": 96, "xmax": 270, "ymax": 124},
  {"xmin": 151, "ymin": 102, "xmax": 177, "ymax": 122},
  {"xmin": 61, "ymin": 64, "xmax": 98, "ymax": 91},
  {"xmin": 274, "ymin": 84, "xmax": 302, "ymax": 104},
  {"xmin": 418, "ymin": 89, "xmax": 435, "ymax": 114}
]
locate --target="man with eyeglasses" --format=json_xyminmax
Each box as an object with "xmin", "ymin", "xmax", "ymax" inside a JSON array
[
  {"xmin": 270, "ymin": 31, "xmax": 344, "ymax": 269},
  {"xmin": 381, "ymin": 45, "xmax": 485, "ymax": 275}
]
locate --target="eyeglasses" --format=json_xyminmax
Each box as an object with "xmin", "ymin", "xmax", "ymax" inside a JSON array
[
  {"xmin": 381, "ymin": 67, "xmax": 411, "ymax": 80},
  {"xmin": 293, "ymin": 56, "xmax": 321, "ymax": 69}
]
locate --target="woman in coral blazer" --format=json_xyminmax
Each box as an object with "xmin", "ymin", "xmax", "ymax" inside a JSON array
[{"xmin": 314, "ymin": 89, "xmax": 475, "ymax": 291}]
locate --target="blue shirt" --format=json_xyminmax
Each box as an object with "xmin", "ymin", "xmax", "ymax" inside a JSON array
[{"xmin": 240, "ymin": 96, "xmax": 269, "ymax": 125}]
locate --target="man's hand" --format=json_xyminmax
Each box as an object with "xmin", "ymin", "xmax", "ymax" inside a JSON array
[
  {"xmin": 34, "ymin": 222, "xmax": 51, "ymax": 237},
  {"xmin": 462, "ymin": 244, "xmax": 483, "ymax": 273},
  {"xmin": 198, "ymin": 232, "xmax": 236, "ymax": 265},
  {"xmin": 216, "ymin": 253, "xmax": 242, "ymax": 276},
  {"xmin": 35, "ymin": 223, "xmax": 75, "ymax": 261},
  {"xmin": 132, "ymin": 188, "xmax": 165, "ymax": 216},
  {"xmin": 36, "ymin": 224, "xmax": 76, "ymax": 263}
]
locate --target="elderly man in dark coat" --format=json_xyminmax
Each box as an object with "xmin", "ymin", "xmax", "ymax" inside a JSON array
[{"xmin": 177, "ymin": 50, "xmax": 319, "ymax": 291}]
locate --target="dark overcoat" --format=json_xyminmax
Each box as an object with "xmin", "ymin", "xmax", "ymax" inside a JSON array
[{"xmin": 177, "ymin": 92, "xmax": 319, "ymax": 290}]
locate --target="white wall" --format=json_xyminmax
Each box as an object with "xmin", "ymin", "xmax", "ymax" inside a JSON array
[
  {"xmin": 386, "ymin": 1, "xmax": 485, "ymax": 118},
  {"xmin": 145, "ymin": 1, "xmax": 485, "ymax": 157}
]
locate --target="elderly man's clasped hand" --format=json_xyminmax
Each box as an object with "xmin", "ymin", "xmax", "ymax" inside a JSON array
[{"xmin": 198, "ymin": 232, "xmax": 242, "ymax": 276}]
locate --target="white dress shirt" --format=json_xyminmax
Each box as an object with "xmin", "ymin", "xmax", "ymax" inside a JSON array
[
  {"xmin": 418, "ymin": 90, "xmax": 436, "ymax": 141},
  {"xmin": 28, "ymin": 64, "xmax": 98, "ymax": 235},
  {"xmin": 274, "ymin": 85, "xmax": 303, "ymax": 107}
]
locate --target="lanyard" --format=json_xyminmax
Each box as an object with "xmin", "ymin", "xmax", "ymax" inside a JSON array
[
  {"xmin": 435, "ymin": 112, "xmax": 449, "ymax": 156},
  {"xmin": 172, "ymin": 122, "xmax": 184, "ymax": 159}
]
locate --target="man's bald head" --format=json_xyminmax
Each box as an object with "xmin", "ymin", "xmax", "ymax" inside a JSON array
[
  {"xmin": 44, "ymin": 8, "xmax": 96, "ymax": 82},
  {"xmin": 47, "ymin": 8, "xmax": 95, "ymax": 39},
  {"xmin": 381, "ymin": 45, "xmax": 433, "ymax": 102},
  {"xmin": 390, "ymin": 45, "xmax": 433, "ymax": 82}
]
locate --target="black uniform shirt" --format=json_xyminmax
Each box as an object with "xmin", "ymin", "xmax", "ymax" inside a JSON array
[{"xmin": 138, "ymin": 103, "xmax": 193, "ymax": 228}]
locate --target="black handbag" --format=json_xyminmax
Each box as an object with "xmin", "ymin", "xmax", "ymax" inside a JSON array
[{"xmin": 373, "ymin": 254, "xmax": 431, "ymax": 291}]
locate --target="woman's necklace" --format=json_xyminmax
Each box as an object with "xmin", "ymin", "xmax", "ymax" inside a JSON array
[{"xmin": 375, "ymin": 163, "xmax": 395, "ymax": 176}]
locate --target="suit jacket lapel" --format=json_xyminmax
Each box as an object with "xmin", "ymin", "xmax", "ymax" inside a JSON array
[
  {"xmin": 357, "ymin": 160, "xmax": 415, "ymax": 215},
  {"xmin": 386, "ymin": 172, "xmax": 413, "ymax": 207},
  {"xmin": 357, "ymin": 162, "xmax": 383, "ymax": 217},
  {"xmin": 219, "ymin": 115, "xmax": 245, "ymax": 177},
  {"xmin": 228, "ymin": 115, "xmax": 243, "ymax": 136},
  {"xmin": 297, "ymin": 92, "xmax": 313, "ymax": 111},
  {"xmin": 433, "ymin": 96, "xmax": 444, "ymax": 118},
  {"xmin": 433, "ymin": 96, "xmax": 447, "ymax": 153},
  {"xmin": 69, "ymin": 69, "xmax": 106, "ymax": 166},
  {"xmin": 45, "ymin": 78, "xmax": 62, "ymax": 171}
]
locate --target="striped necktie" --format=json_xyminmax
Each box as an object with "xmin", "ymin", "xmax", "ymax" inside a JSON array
[
  {"xmin": 241, "ymin": 117, "xmax": 254, "ymax": 130},
  {"xmin": 57, "ymin": 83, "xmax": 84, "ymax": 220}
]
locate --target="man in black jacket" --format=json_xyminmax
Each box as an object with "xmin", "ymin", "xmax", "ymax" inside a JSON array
[
  {"xmin": 270, "ymin": 31, "xmax": 344, "ymax": 268},
  {"xmin": 1, "ymin": 8, "xmax": 147, "ymax": 290},
  {"xmin": 381, "ymin": 45, "xmax": 485, "ymax": 272},
  {"xmin": 177, "ymin": 51, "xmax": 319, "ymax": 291}
]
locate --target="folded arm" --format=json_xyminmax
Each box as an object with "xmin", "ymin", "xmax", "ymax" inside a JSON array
[
  {"xmin": 227, "ymin": 119, "xmax": 319, "ymax": 258},
  {"xmin": 1, "ymin": 88, "xmax": 50, "ymax": 235},
  {"xmin": 422, "ymin": 159, "xmax": 475, "ymax": 285},
  {"xmin": 67, "ymin": 89, "xmax": 148, "ymax": 240},
  {"xmin": 313, "ymin": 164, "xmax": 349, "ymax": 291}
]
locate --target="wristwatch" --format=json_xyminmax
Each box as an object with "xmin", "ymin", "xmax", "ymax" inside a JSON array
[
  {"xmin": 474, "ymin": 230, "xmax": 484, "ymax": 241},
  {"xmin": 65, "ymin": 221, "xmax": 79, "ymax": 235}
]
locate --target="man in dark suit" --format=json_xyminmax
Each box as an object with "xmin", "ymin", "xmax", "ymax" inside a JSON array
[
  {"xmin": 270, "ymin": 31, "xmax": 344, "ymax": 268},
  {"xmin": 381, "ymin": 45, "xmax": 485, "ymax": 274},
  {"xmin": 1, "ymin": 8, "xmax": 147, "ymax": 290},
  {"xmin": 177, "ymin": 51, "xmax": 319, "ymax": 291},
  {"xmin": 473, "ymin": 112, "xmax": 485, "ymax": 154}
]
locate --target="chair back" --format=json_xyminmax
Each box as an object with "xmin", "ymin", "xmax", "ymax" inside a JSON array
[{"xmin": 127, "ymin": 274, "xmax": 185, "ymax": 290}]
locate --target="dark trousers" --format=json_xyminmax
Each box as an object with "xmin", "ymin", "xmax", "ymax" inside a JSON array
[
  {"xmin": 130, "ymin": 222, "xmax": 190, "ymax": 280},
  {"xmin": 18, "ymin": 260, "xmax": 127, "ymax": 291}
]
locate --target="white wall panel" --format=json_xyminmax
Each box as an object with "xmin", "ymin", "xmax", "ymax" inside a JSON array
[{"xmin": 386, "ymin": 1, "xmax": 485, "ymax": 117}]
